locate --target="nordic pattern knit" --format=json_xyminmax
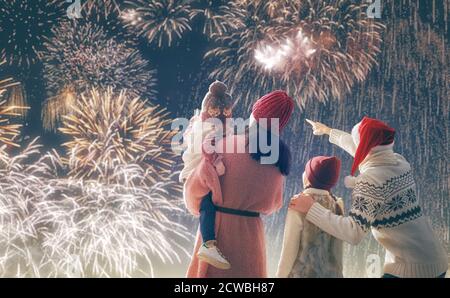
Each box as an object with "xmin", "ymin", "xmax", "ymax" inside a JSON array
[
  {"xmin": 305, "ymin": 129, "xmax": 448, "ymax": 278},
  {"xmin": 349, "ymin": 170, "xmax": 422, "ymax": 232}
]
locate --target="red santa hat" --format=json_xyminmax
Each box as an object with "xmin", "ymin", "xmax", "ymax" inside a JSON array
[
  {"xmin": 305, "ymin": 156, "xmax": 341, "ymax": 191},
  {"xmin": 251, "ymin": 90, "xmax": 295, "ymax": 132},
  {"xmin": 351, "ymin": 117, "xmax": 396, "ymax": 176}
]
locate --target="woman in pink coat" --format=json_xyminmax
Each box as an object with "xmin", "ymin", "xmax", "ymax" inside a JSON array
[{"xmin": 183, "ymin": 91, "xmax": 295, "ymax": 278}]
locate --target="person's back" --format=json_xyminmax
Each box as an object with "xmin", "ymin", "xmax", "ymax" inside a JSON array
[
  {"xmin": 353, "ymin": 151, "xmax": 448, "ymax": 277},
  {"xmin": 288, "ymin": 190, "xmax": 343, "ymax": 278},
  {"xmin": 294, "ymin": 117, "xmax": 448, "ymax": 278},
  {"xmin": 277, "ymin": 156, "xmax": 344, "ymax": 278},
  {"xmin": 184, "ymin": 90, "xmax": 294, "ymax": 278},
  {"xmin": 218, "ymin": 134, "xmax": 285, "ymax": 213}
]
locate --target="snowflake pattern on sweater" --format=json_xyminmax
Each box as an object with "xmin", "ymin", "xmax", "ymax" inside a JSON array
[{"xmin": 349, "ymin": 171, "xmax": 423, "ymax": 232}]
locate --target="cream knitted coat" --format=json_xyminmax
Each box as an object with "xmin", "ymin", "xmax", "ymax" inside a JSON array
[{"xmin": 277, "ymin": 188, "xmax": 344, "ymax": 278}]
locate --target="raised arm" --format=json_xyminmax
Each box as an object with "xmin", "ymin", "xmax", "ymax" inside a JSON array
[
  {"xmin": 306, "ymin": 120, "xmax": 357, "ymax": 157},
  {"xmin": 276, "ymin": 209, "xmax": 304, "ymax": 278},
  {"xmin": 328, "ymin": 129, "xmax": 357, "ymax": 157}
]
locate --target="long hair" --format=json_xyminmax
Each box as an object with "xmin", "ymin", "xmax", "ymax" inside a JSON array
[{"xmin": 246, "ymin": 123, "xmax": 291, "ymax": 176}]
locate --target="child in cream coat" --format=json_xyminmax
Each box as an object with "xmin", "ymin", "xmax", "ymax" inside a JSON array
[{"xmin": 277, "ymin": 156, "xmax": 344, "ymax": 278}]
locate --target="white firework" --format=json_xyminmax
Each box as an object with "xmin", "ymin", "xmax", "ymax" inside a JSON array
[
  {"xmin": 0, "ymin": 139, "xmax": 191, "ymax": 277},
  {"xmin": 35, "ymin": 169, "xmax": 189, "ymax": 277},
  {"xmin": 207, "ymin": 0, "xmax": 384, "ymax": 108},
  {"xmin": 0, "ymin": 139, "xmax": 60, "ymax": 277},
  {"xmin": 255, "ymin": 29, "xmax": 317, "ymax": 72}
]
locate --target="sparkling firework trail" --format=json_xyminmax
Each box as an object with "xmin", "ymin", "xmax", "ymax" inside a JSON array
[
  {"xmin": 59, "ymin": 88, "xmax": 176, "ymax": 186},
  {"xmin": 264, "ymin": 3, "xmax": 449, "ymax": 277},
  {"xmin": 0, "ymin": 74, "xmax": 28, "ymax": 149},
  {"xmin": 189, "ymin": 0, "xmax": 246, "ymax": 38},
  {"xmin": 0, "ymin": 0, "xmax": 64, "ymax": 67},
  {"xmin": 80, "ymin": 0, "xmax": 136, "ymax": 45},
  {"xmin": 35, "ymin": 173, "xmax": 189, "ymax": 277},
  {"xmin": 255, "ymin": 29, "xmax": 317, "ymax": 71},
  {"xmin": 123, "ymin": 0, "xmax": 195, "ymax": 47},
  {"xmin": 0, "ymin": 100, "xmax": 24, "ymax": 149},
  {"xmin": 0, "ymin": 139, "xmax": 60, "ymax": 277},
  {"xmin": 0, "ymin": 139, "xmax": 189, "ymax": 277},
  {"xmin": 206, "ymin": 0, "xmax": 384, "ymax": 108},
  {"xmin": 40, "ymin": 21, "xmax": 157, "ymax": 131},
  {"xmin": 0, "ymin": 60, "xmax": 27, "ymax": 117},
  {"xmin": 0, "ymin": 60, "xmax": 19, "ymax": 102},
  {"xmin": 205, "ymin": 0, "xmax": 287, "ymax": 111}
]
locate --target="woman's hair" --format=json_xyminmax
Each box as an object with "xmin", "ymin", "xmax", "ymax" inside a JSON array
[{"xmin": 246, "ymin": 123, "xmax": 291, "ymax": 176}]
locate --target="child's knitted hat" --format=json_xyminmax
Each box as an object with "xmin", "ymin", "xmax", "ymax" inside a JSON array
[
  {"xmin": 305, "ymin": 156, "xmax": 341, "ymax": 191},
  {"xmin": 201, "ymin": 81, "xmax": 233, "ymax": 112}
]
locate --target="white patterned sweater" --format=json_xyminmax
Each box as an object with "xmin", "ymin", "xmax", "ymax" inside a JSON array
[{"xmin": 305, "ymin": 129, "xmax": 448, "ymax": 278}]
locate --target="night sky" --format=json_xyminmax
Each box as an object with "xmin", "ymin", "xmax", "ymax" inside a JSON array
[{"xmin": 0, "ymin": 0, "xmax": 448, "ymax": 277}]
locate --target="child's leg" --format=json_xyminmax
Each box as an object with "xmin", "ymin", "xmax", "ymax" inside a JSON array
[
  {"xmin": 197, "ymin": 192, "xmax": 230, "ymax": 269},
  {"xmin": 199, "ymin": 192, "xmax": 216, "ymax": 243}
]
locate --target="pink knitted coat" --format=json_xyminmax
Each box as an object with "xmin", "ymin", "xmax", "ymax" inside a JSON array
[{"xmin": 183, "ymin": 134, "xmax": 284, "ymax": 278}]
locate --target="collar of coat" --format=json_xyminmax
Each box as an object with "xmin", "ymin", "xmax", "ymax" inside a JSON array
[{"xmin": 303, "ymin": 187, "xmax": 330, "ymax": 196}]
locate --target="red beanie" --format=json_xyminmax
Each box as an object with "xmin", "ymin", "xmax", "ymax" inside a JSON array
[
  {"xmin": 305, "ymin": 156, "xmax": 341, "ymax": 191},
  {"xmin": 251, "ymin": 90, "xmax": 295, "ymax": 132},
  {"xmin": 351, "ymin": 117, "xmax": 396, "ymax": 175}
]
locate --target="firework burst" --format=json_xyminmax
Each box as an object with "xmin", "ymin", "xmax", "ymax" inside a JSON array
[
  {"xmin": 204, "ymin": 0, "xmax": 293, "ymax": 110},
  {"xmin": 80, "ymin": 0, "xmax": 137, "ymax": 45},
  {"xmin": 0, "ymin": 139, "xmax": 61, "ymax": 277},
  {"xmin": 34, "ymin": 173, "xmax": 189, "ymax": 277},
  {"xmin": 0, "ymin": 0, "xmax": 64, "ymax": 67},
  {"xmin": 0, "ymin": 100, "xmax": 25, "ymax": 149},
  {"xmin": 123, "ymin": 0, "xmax": 195, "ymax": 47},
  {"xmin": 40, "ymin": 21, "xmax": 157, "ymax": 131},
  {"xmin": 0, "ymin": 59, "xmax": 28, "ymax": 117},
  {"xmin": 0, "ymin": 61, "xmax": 20, "ymax": 103},
  {"xmin": 189, "ymin": 0, "xmax": 245, "ymax": 38},
  {"xmin": 59, "ymin": 88, "xmax": 176, "ymax": 186},
  {"xmin": 206, "ymin": 0, "xmax": 384, "ymax": 108},
  {"xmin": 0, "ymin": 76, "xmax": 28, "ymax": 149},
  {"xmin": 265, "ymin": 13, "xmax": 449, "ymax": 278},
  {"xmin": 0, "ymin": 138, "xmax": 189, "ymax": 277}
]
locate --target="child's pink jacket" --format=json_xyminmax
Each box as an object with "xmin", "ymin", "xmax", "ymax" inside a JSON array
[{"xmin": 183, "ymin": 134, "xmax": 284, "ymax": 278}]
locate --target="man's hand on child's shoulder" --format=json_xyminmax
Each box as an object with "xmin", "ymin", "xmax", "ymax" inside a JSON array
[{"xmin": 289, "ymin": 193, "xmax": 315, "ymax": 214}]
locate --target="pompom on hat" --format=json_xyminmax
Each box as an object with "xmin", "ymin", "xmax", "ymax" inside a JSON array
[
  {"xmin": 305, "ymin": 156, "xmax": 341, "ymax": 191},
  {"xmin": 251, "ymin": 90, "xmax": 295, "ymax": 132},
  {"xmin": 351, "ymin": 117, "xmax": 396, "ymax": 176},
  {"xmin": 201, "ymin": 80, "xmax": 233, "ymax": 112}
]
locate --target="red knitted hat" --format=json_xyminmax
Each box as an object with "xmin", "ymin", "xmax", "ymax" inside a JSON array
[
  {"xmin": 351, "ymin": 117, "xmax": 396, "ymax": 175},
  {"xmin": 305, "ymin": 156, "xmax": 341, "ymax": 191},
  {"xmin": 251, "ymin": 90, "xmax": 295, "ymax": 132}
]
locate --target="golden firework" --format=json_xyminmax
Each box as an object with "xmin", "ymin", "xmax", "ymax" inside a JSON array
[
  {"xmin": 0, "ymin": 100, "xmax": 25, "ymax": 148},
  {"xmin": 59, "ymin": 88, "xmax": 176, "ymax": 185},
  {"xmin": 123, "ymin": 0, "xmax": 195, "ymax": 47},
  {"xmin": 41, "ymin": 86, "xmax": 77, "ymax": 132},
  {"xmin": 0, "ymin": 60, "xmax": 28, "ymax": 117}
]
